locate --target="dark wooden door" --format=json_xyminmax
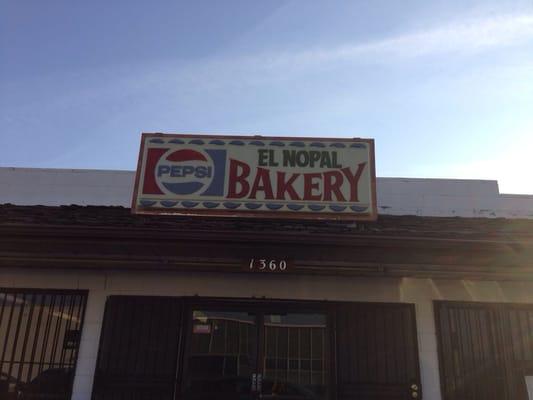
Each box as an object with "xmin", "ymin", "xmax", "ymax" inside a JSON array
[
  {"xmin": 335, "ymin": 303, "xmax": 421, "ymax": 400},
  {"xmin": 92, "ymin": 296, "xmax": 185, "ymax": 400}
]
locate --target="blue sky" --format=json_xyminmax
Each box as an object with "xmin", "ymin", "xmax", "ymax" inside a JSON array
[{"xmin": 1, "ymin": 0, "xmax": 532, "ymax": 194}]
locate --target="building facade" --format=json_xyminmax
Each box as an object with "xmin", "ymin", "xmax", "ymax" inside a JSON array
[{"xmin": 1, "ymin": 167, "xmax": 532, "ymax": 400}]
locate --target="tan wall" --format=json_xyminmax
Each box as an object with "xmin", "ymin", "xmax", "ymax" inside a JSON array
[{"xmin": 2, "ymin": 268, "xmax": 533, "ymax": 400}]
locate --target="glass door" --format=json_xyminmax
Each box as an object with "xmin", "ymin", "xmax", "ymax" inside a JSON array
[
  {"xmin": 181, "ymin": 306, "xmax": 329, "ymax": 400},
  {"xmin": 261, "ymin": 313, "xmax": 328, "ymax": 400},
  {"xmin": 183, "ymin": 310, "xmax": 259, "ymax": 400}
]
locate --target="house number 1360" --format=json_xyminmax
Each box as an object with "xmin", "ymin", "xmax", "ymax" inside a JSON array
[{"xmin": 249, "ymin": 259, "xmax": 288, "ymax": 272}]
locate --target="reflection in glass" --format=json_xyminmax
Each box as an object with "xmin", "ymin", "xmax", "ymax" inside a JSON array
[
  {"xmin": 185, "ymin": 310, "xmax": 257, "ymax": 400},
  {"xmin": 263, "ymin": 313, "xmax": 327, "ymax": 400}
]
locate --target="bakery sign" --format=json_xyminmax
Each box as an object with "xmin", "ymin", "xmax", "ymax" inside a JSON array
[{"xmin": 132, "ymin": 133, "xmax": 377, "ymax": 220}]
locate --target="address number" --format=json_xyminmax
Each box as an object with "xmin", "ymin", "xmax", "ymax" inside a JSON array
[{"xmin": 248, "ymin": 259, "xmax": 289, "ymax": 272}]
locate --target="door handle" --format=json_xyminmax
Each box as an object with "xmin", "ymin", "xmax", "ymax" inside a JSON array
[
  {"xmin": 410, "ymin": 383, "xmax": 419, "ymax": 398},
  {"xmin": 251, "ymin": 373, "xmax": 263, "ymax": 393},
  {"xmin": 257, "ymin": 373, "xmax": 263, "ymax": 393}
]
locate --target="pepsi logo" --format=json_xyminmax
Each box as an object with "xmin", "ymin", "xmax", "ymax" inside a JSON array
[{"xmin": 156, "ymin": 149, "xmax": 214, "ymax": 195}]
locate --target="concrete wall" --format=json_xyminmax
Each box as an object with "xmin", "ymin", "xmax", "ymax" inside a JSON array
[
  {"xmin": 1, "ymin": 167, "xmax": 532, "ymax": 218},
  {"xmin": 0, "ymin": 168, "xmax": 134, "ymax": 207},
  {"xmin": 3, "ymin": 268, "xmax": 533, "ymax": 400}
]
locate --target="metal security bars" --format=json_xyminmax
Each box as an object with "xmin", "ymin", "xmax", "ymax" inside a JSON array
[
  {"xmin": 435, "ymin": 301, "xmax": 533, "ymax": 400},
  {"xmin": 336, "ymin": 302, "xmax": 421, "ymax": 400},
  {"xmin": 0, "ymin": 289, "xmax": 87, "ymax": 400},
  {"xmin": 263, "ymin": 315, "xmax": 328, "ymax": 390},
  {"xmin": 92, "ymin": 296, "xmax": 184, "ymax": 400},
  {"xmin": 93, "ymin": 297, "xmax": 423, "ymax": 400}
]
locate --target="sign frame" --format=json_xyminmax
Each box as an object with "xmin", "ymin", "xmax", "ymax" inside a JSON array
[{"xmin": 131, "ymin": 133, "xmax": 377, "ymax": 221}]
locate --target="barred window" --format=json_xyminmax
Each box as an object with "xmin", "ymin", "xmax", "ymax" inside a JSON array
[{"xmin": 0, "ymin": 289, "xmax": 87, "ymax": 400}]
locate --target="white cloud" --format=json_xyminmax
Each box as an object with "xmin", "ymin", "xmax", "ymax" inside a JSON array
[
  {"xmin": 155, "ymin": 12, "xmax": 533, "ymax": 90},
  {"xmin": 7, "ymin": 13, "xmax": 533, "ymax": 98},
  {"xmin": 356, "ymin": 14, "xmax": 533, "ymax": 57},
  {"xmin": 256, "ymin": 13, "xmax": 533, "ymax": 70}
]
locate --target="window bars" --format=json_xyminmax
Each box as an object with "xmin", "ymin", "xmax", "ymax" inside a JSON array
[{"xmin": 0, "ymin": 289, "xmax": 87, "ymax": 400}]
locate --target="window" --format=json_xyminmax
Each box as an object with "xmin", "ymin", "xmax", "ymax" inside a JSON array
[{"xmin": 0, "ymin": 289, "xmax": 87, "ymax": 400}]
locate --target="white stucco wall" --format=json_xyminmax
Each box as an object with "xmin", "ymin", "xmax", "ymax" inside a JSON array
[
  {"xmin": 1, "ymin": 167, "xmax": 532, "ymax": 218},
  {"xmin": 2, "ymin": 268, "xmax": 533, "ymax": 400}
]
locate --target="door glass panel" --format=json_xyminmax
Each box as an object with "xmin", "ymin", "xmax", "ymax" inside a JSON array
[
  {"xmin": 184, "ymin": 310, "xmax": 257, "ymax": 400},
  {"xmin": 263, "ymin": 313, "xmax": 328, "ymax": 400}
]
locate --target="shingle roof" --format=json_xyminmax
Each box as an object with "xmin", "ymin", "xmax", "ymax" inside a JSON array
[{"xmin": 1, "ymin": 204, "xmax": 531, "ymax": 242}]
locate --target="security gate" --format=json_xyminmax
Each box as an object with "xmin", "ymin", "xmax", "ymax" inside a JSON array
[
  {"xmin": 92, "ymin": 296, "xmax": 185, "ymax": 400},
  {"xmin": 0, "ymin": 289, "xmax": 87, "ymax": 400},
  {"xmin": 435, "ymin": 301, "xmax": 533, "ymax": 400},
  {"xmin": 93, "ymin": 297, "xmax": 422, "ymax": 400},
  {"xmin": 336, "ymin": 303, "xmax": 421, "ymax": 400}
]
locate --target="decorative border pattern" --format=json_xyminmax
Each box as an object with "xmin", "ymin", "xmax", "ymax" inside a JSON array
[
  {"xmin": 148, "ymin": 137, "xmax": 368, "ymax": 149},
  {"xmin": 139, "ymin": 199, "xmax": 369, "ymax": 213}
]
